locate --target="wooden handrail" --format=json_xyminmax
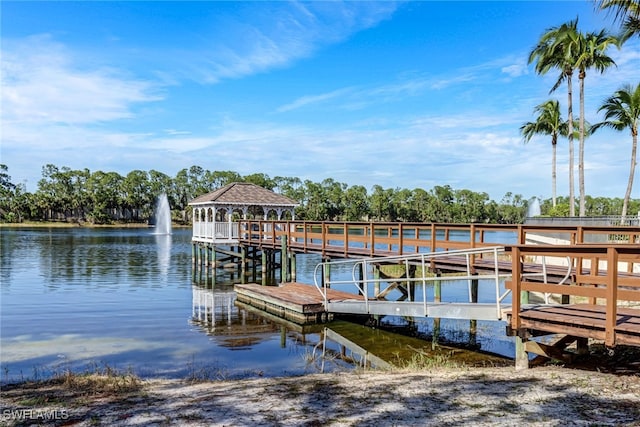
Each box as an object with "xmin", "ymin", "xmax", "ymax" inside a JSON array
[
  {"xmin": 236, "ymin": 220, "xmax": 640, "ymax": 257},
  {"xmin": 505, "ymin": 244, "xmax": 640, "ymax": 347}
]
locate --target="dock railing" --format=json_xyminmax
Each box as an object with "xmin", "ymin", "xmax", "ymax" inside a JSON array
[
  {"xmin": 237, "ymin": 221, "xmax": 640, "ymax": 257},
  {"xmin": 506, "ymin": 244, "xmax": 640, "ymax": 346},
  {"xmin": 312, "ymin": 246, "xmax": 538, "ymax": 320}
]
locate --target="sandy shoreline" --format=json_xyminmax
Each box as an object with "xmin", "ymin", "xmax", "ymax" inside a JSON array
[{"xmin": 2, "ymin": 366, "xmax": 640, "ymax": 426}]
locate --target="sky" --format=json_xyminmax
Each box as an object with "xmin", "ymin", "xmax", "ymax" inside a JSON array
[{"xmin": 2, "ymin": 1, "xmax": 639, "ymax": 201}]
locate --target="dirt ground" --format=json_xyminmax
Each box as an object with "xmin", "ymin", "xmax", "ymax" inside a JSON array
[{"xmin": 2, "ymin": 364, "xmax": 640, "ymax": 427}]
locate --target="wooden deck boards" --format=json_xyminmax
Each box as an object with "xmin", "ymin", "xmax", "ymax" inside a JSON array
[
  {"xmin": 518, "ymin": 304, "xmax": 640, "ymax": 346},
  {"xmin": 234, "ymin": 282, "xmax": 363, "ymax": 324}
]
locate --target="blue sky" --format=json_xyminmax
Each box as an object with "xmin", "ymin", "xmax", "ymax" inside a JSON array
[{"xmin": 2, "ymin": 1, "xmax": 639, "ymax": 201}]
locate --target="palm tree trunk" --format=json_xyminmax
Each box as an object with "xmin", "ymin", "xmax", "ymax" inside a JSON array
[
  {"xmin": 567, "ymin": 72, "xmax": 575, "ymax": 216},
  {"xmin": 552, "ymin": 137, "xmax": 557, "ymax": 207},
  {"xmin": 622, "ymin": 129, "xmax": 638, "ymax": 220},
  {"xmin": 579, "ymin": 74, "xmax": 586, "ymax": 217}
]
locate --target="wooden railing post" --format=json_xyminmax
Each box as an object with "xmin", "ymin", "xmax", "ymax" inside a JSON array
[
  {"xmin": 470, "ymin": 224, "xmax": 476, "ymax": 269},
  {"xmin": 344, "ymin": 223, "xmax": 349, "ymax": 257},
  {"xmin": 517, "ymin": 225, "xmax": 525, "ymax": 245},
  {"xmin": 369, "ymin": 222, "xmax": 375, "ymax": 256},
  {"xmin": 430, "ymin": 224, "xmax": 436, "ymax": 253},
  {"xmin": 321, "ymin": 222, "xmax": 327, "ymax": 254},
  {"xmin": 605, "ymin": 247, "xmax": 619, "ymax": 347},
  {"xmin": 511, "ymin": 246, "xmax": 522, "ymax": 330}
]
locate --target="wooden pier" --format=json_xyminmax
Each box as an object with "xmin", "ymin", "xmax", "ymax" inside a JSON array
[{"xmin": 193, "ymin": 220, "xmax": 640, "ymax": 369}]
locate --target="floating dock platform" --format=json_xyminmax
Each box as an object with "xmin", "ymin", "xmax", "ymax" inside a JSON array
[{"xmin": 234, "ymin": 282, "xmax": 362, "ymax": 324}]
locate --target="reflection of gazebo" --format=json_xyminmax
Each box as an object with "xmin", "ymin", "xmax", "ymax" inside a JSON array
[{"xmin": 189, "ymin": 182, "xmax": 298, "ymax": 244}]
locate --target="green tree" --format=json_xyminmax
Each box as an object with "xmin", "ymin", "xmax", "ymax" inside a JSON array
[
  {"xmin": 575, "ymin": 29, "xmax": 618, "ymax": 216},
  {"xmin": 370, "ymin": 185, "xmax": 395, "ymax": 221},
  {"xmin": 301, "ymin": 180, "xmax": 329, "ymax": 220},
  {"xmin": 520, "ymin": 99, "xmax": 570, "ymax": 207},
  {"xmin": 593, "ymin": 83, "xmax": 640, "ymax": 219},
  {"xmin": 598, "ymin": 0, "xmax": 640, "ymax": 41},
  {"xmin": 243, "ymin": 173, "xmax": 274, "ymax": 190},
  {"xmin": 0, "ymin": 164, "xmax": 25, "ymax": 222},
  {"xmin": 86, "ymin": 171, "xmax": 124, "ymax": 223},
  {"xmin": 410, "ymin": 188, "xmax": 435, "ymax": 222},
  {"xmin": 273, "ymin": 176, "xmax": 304, "ymax": 201},
  {"xmin": 454, "ymin": 189, "xmax": 490, "ymax": 223},
  {"xmin": 342, "ymin": 185, "xmax": 369, "ymax": 221},
  {"xmin": 496, "ymin": 192, "xmax": 527, "ymax": 224},
  {"xmin": 391, "ymin": 188, "xmax": 413, "ymax": 222},
  {"xmin": 321, "ymin": 178, "xmax": 347, "ymax": 220},
  {"xmin": 430, "ymin": 185, "xmax": 455, "ymax": 222},
  {"xmin": 124, "ymin": 170, "xmax": 151, "ymax": 221},
  {"xmin": 0, "ymin": 164, "xmax": 15, "ymax": 219},
  {"xmin": 529, "ymin": 19, "xmax": 580, "ymax": 216},
  {"xmin": 208, "ymin": 170, "xmax": 241, "ymax": 190},
  {"xmin": 0, "ymin": 164, "xmax": 15, "ymax": 192}
]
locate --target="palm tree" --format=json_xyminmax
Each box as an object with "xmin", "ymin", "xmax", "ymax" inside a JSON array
[
  {"xmin": 520, "ymin": 100, "xmax": 569, "ymax": 208},
  {"xmin": 575, "ymin": 29, "xmax": 619, "ymax": 216},
  {"xmin": 529, "ymin": 19, "xmax": 581, "ymax": 216},
  {"xmin": 597, "ymin": 0, "xmax": 640, "ymax": 41},
  {"xmin": 593, "ymin": 83, "xmax": 640, "ymax": 219}
]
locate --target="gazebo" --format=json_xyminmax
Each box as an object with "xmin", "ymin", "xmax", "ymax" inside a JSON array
[{"xmin": 189, "ymin": 182, "xmax": 298, "ymax": 244}]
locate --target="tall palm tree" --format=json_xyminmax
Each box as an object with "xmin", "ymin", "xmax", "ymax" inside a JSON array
[
  {"xmin": 520, "ymin": 100, "xmax": 569, "ymax": 208},
  {"xmin": 597, "ymin": 0, "xmax": 640, "ymax": 41},
  {"xmin": 593, "ymin": 83, "xmax": 640, "ymax": 219},
  {"xmin": 529, "ymin": 19, "xmax": 581, "ymax": 216},
  {"xmin": 575, "ymin": 29, "xmax": 619, "ymax": 216}
]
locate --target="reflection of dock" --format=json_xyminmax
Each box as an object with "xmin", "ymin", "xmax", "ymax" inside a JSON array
[
  {"xmin": 192, "ymin": 288, "xmax": 237, "ymax": 326},
  {"xmin": 234, "ymin": 300, "xmax": 325, "ymax": 335},
  {"xmin": 323, "ymin": 327, "xmax": 392, "ymax": 369},
  {"xmin": 322, "ymin": 320, "xmax": 509, "ymax": 370},
  {"xmin": 191, "ymin": 285, "xmax": 327, "ymax": 350},
  {"xmin": 191, "ymin": 286, "xmax": 280, "ymax": 349}
]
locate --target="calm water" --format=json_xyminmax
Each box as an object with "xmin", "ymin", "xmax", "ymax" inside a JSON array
[{"xmin": 0, "ymin": 227, "xmax": 514, "ymax": 382}]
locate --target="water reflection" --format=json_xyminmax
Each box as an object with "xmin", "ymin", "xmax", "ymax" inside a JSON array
[
  {"xmin": 190, "ymin": 285, "xmax": 312, "ymax": 350},
  {"xmin": 155, "ymin": 233, "xmax": 172, "ymax": 280},
  {"xmin": 190, "ymin": 284, "xmax": 512, "ymax": 372},
  {"xmin": 1, "ymin": 227, "xmax": 514, "ymax": 383}
]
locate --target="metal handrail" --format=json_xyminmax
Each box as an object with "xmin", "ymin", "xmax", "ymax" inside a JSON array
[{"xmin": 313, "ymin": 246, "xmax": 514, "ymax": 318}]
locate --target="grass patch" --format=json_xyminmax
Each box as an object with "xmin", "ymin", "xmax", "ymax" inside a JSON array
[
  {"xmin": 394, "ymin": 351, "xmax": 462, "ymax": 370},
  {"xmin": 58, "ymin": 369, "xmax": 142, "ymax": 395},
  {"xmin": 2, "ymin": 366, "xmax": 143, "ymax": 410}
]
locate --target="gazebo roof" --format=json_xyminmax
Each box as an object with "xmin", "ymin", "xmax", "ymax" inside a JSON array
[{"xmin": 188, "ymin": 182, "xmax": 298, "ymax": 207}]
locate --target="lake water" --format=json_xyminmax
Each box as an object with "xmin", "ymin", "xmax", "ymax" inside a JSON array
[{"xmin": 0, "ymin": 227, "xmax": 515, "ymax": 383}]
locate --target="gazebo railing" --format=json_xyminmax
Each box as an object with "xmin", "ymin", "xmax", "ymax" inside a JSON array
[{"xmin": 192, "ymin": 222, "xmax": 240, "ymax": 241}]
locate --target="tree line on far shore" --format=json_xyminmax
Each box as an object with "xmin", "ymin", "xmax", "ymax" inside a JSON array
[{"xmin": 1, "ymin": 164, "xmax": 638, "ymax": 225}]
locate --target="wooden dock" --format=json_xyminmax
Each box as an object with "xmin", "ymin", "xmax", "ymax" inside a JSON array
[
  {"xmin": 235, "ymin": 282, "xmax": 363, "ymax": 324},
  {"xmin": 514, "ymin": 304, "xmax": 640, "ymax": 346},
  {"xmin": 214, "ymin": 222, "xmax": 640, "ymax": 369}
]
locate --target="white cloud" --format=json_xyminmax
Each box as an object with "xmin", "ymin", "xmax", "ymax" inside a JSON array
[
  {"xmin": 277, "ymin": 88, "xmax": 354, "ymax": 112},
  {"xmin": 186, "ymin": 2, "xmax": 399, "ymax": 84},
  {"xmin": 501, "ymin": 61, "xmax": 529, "ymax": 78},
  {"xmin": 1, "ymin": 35, "xmax": 160, "ymax": 125}
]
